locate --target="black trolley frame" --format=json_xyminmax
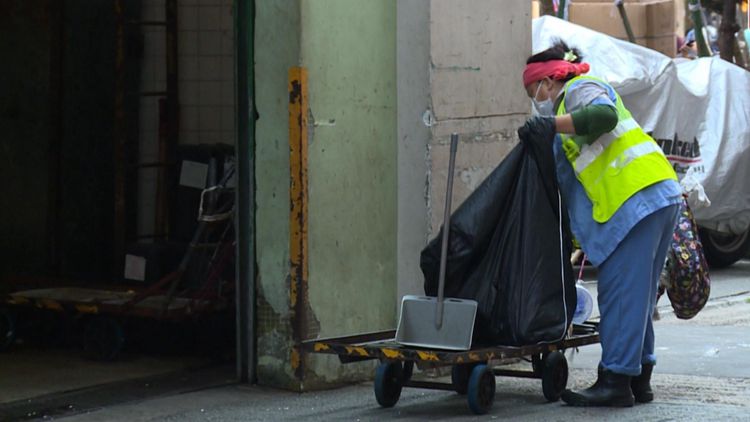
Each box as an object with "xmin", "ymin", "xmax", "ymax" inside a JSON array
[{"xmin": 301, "ymin": 323, "xmax": 600, "ymax": 415}]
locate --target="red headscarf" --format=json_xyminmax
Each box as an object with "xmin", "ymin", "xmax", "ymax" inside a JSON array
[{"xmin": 523, "ymin": 60, "xmax": 591, "ymax": 88}]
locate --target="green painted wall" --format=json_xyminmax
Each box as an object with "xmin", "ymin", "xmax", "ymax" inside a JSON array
[
  {"xmin": 301, "ymin": 0, "xmax": 397, "ymax": 383},
  {"xmin": 253, "ymin": 0, "xmax": 397, "ymax": 389},
  {"xmin": 253, "ymin": 1, "xmax": 299, "ymax": 388}
]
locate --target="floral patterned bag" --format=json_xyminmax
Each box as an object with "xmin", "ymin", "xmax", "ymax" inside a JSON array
[{"xmin": 658, "ymin": 196, "xmax": 711, "ymax": 319}]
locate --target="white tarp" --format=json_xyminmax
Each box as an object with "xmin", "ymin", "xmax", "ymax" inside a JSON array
[{"xmin": 533, "ymin": 16, "xmax": 750, "ymax": 234}]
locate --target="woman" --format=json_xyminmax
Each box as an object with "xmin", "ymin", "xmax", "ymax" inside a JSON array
[{"xmin": 520, "ymin": 40, "xmax": 681, "ymax": 407}]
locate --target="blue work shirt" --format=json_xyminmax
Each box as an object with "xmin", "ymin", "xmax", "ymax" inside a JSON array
[{"xmin": 553, "ymin": 79, "xmax": 682, "ymax": 266}]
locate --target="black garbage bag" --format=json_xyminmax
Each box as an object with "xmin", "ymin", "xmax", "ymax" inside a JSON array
[{"xmin": 421, "ymin": 117, "xmax": 576, "ymax": 346}]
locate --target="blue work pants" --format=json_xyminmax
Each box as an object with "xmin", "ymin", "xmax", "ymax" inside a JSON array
[{"xmin": 597, "ymin": 204, "xmax": 679, "ymax": 376}]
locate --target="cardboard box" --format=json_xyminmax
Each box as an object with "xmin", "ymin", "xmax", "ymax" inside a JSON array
[
  {"xmin": 642, "ymin": 34, "xmax": 678, "ymax": 57},
  {"xmin": 674, "ymin": 0, "xmax": 686, "ymax": 38},
  {"xmin": 534, "ymin": 1, "xmax": 678, "ymax": 56},
  {"xmin": 569, "ymin": 2, "xmax": 648, "ymax": 39},
  {"xmin": 643, "ymin": 0, "xmax": 676, "ymax": 37}
]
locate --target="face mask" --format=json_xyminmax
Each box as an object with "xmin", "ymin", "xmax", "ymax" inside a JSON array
[{"xmin": 531, "ymin": 80, "xmax": 555, "ymax": 117}]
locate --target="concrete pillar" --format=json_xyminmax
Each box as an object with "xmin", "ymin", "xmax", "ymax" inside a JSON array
[
  {"xmin": 426, "ymin": 0, "xmax": 530, "ymax": 234},
  {"xmin": 302, "ymin": 0, "xmax": 398, "ymax": 388},
  {"xmin": 397, "ymin": 0, "xmax": 432, "ymax": 300},
  {"xmin": 254, "ymin": 0, "xmax": 530, "ymax": 390},
  {"xmin": 254, "ymin": 0, "xmax": 300, "ymax": 390},
  {"xmin": 255, "ymin": 0, "xmax": 399, "ymax": 390},
  {"xmin": 396, "ymin": 0, "xmax": 531, "ymax": 301}
]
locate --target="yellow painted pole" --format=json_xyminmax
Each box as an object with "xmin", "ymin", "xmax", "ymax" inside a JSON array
[{"xmin": 289, "ymin": 66, "xmax": 309, "ymax": 382}]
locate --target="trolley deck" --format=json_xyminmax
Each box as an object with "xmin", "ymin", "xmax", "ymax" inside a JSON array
[{"xmin": 301, "ymin": 324, "xmax": 600, "ymax": 415}]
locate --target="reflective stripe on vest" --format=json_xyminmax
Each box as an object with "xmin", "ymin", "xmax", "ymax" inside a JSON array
[
  {"xmin": 574, "ymin": 117, "xmax": 639, "ymax": 172},
  {"xmin": 557, "ymin": 76, "xmax": 677, "ymax": 223},
  {"xmin": 611, "ymin": 141, "xmax": 667, "ymax": 171}
]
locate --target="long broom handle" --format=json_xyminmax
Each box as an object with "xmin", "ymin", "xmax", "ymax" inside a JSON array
[{"xmin": 436, "ymin": 133, "xmax": 459, "ymax": 329}]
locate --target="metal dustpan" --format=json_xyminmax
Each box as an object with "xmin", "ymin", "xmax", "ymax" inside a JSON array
[{"xmin": 395, "ymin": 133, "xmax": 478, "ymax": 351}]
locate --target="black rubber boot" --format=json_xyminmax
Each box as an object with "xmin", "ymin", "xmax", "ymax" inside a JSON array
[
  {"xmin": 631, "ymin": 363, "xmax": 654, "ymax": 403},
  {"xmin": 561, "ymin": 368, "xmax": 635, "ymax": 407}
]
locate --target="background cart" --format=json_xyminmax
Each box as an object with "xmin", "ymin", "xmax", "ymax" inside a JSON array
[{"xmin": 0, "ymin": 177, "xmax": 236, "ymax": 361}]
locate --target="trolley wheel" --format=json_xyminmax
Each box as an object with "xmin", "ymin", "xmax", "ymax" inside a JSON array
[
  {"xmin": 83, "ymin": 317, "xmax": 124, "ymax": 361},
  {"xmin": 467, "ymin": 364, "xmax": 495, "ymax": 415},
  {"xmin": 402, "ymin": 361, "xmax": 414, "ymax": 382},
  {"xmin": 0, "ymin": 309, "xmax": 16, "ymax": 352},
  {"xmin": 374, "ymin": 362, "xmax": 404, "ymax": 408},
  {"xmin": 541, "ymin": 351, "xmax": 568, "ymax": 402},
  {"xmin": 451, "ymin": 363, "xmax": 477, "ymax": 395}
]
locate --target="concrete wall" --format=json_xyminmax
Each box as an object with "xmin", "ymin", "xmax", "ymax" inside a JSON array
[
  {"xmin": 253, "ymin": 0, "xmax": 299, "ymax": 389},
  {"xmin": 396, "ymin": 0, "xmax": 432, "ymax": 300},
  {"xmin": 301, "ymin": 0, "xmax": 398, "ymax": 386},
  {"xmin": 426, "ymin": 0, "xmax": 530, "ymax": 234},
  {"xmin": 396, "ymin": 0, "xmax": 531, "ymax": 299},
  {"xmin": 253, "ymin": 0, "xmax": 398, "ymax": 389},
  {"xmin": 253, "ymin": 0, "xmax": 529, "ymax": 389}
]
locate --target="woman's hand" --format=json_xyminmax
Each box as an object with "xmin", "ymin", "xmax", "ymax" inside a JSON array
[
  {"xmin": 518, "ymin": 116, "xmax": 556, "ymax": 144},
  {"xmin": 518, "ymin": 115, "xmax": 575, "ymax": 145},
  {"xmin": 554, "ymin": 114, "xmax": 576, "ymax": 135}
]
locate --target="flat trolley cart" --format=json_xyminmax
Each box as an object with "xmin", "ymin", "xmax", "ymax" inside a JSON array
[
  {"xmin": 0, "ymin": 267, "xmax": 233, "ymax": 361},
  {"xmin": 0, "ymin": 175, "xmax": 237, "ymax": 361},
  {"xmin": 301, "ymin": 324, "xmax": 600, "ymax": 415}
]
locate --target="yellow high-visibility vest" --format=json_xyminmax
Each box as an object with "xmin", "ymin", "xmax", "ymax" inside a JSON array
[{"xmin": 557, "ymin": 76, "xmax": 677, "ymax": 223}]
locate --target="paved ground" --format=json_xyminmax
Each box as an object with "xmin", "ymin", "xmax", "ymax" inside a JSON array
[
  {"xmin": 2, "ymin": 261, "xmax": 749, "ymax": 421},
  {"xmin": 570, "ymin": 281, "xmax": 750, "ymax": 379},
  {"xmin": 60, "ymin": 291, "xmax": 750, "ymax": 422},
  {"xmin": 61, "ymin": 368, "xmax": 750, "ymax": 422},
  {"xmin": 0, "ymin": 346, "xmax": 212, "ymax": 403}
]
